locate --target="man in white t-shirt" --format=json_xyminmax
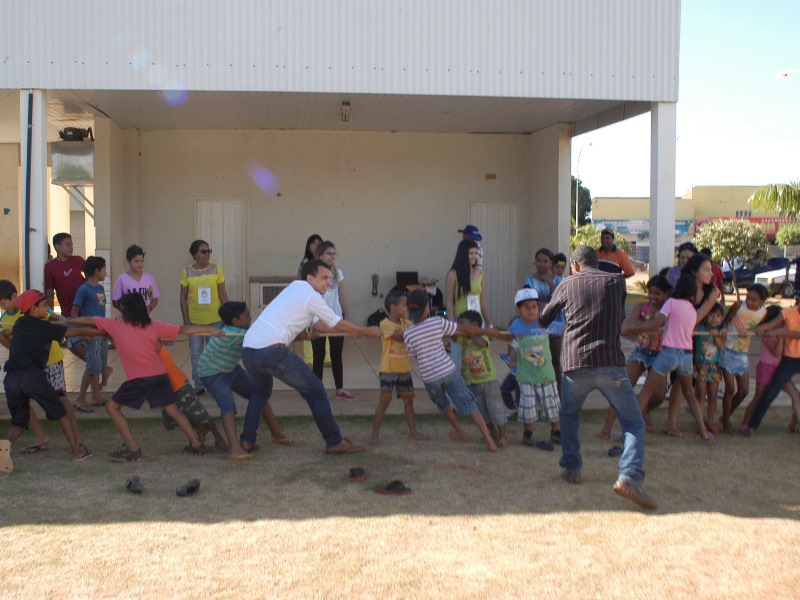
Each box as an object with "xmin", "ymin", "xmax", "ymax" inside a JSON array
[{"xmin": 242, "ymin": 259, "xmax": 381, "ymax": 454}]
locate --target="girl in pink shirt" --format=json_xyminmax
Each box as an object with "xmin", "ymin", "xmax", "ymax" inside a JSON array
[
  {"xmin": 627, "ymin": 274, "xmax": 712, "ymax": 442},
  {"xmin": 71, "ymin": 293, "xmax": 223, "ymax": 461}
]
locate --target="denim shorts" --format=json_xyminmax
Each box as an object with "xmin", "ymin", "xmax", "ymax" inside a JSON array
[
  {"xmin": 84, "ymin": 336, "xmax": 108, "ymax": 376},
  {"xmin": 468, "ymin": 380, "xmax": 507, "ymax": 426},
  {"xmin": 423, "ymin": 369, "xmax": 477, "ymax": 415},
  {"xmin": 652, "ymin": 347, "xmax": 693, "ymax": 377},
  {"xmin": 720, "ymin": 348, "xmax": 749, "ymax": 376},
  {"xmin": 628, "ymin": 346, "xmax": 660, "ymax": 370}
]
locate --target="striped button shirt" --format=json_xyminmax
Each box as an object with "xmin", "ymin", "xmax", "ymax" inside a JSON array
[
  {"xmin": 539, "ymin": 267, "xmax": 627, "ymax": 372},
  {"xmin": 403, "ymin": 317, "xmax": 458, "ymax": 383},
  {"xmin": 197, "ymin": 325, "xmax": 246, "ymax": 377}
]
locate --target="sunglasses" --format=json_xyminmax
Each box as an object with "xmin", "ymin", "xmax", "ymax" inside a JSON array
[{"xmin": 198, "ymin": 249, "xmax": 213, "ymax": 255}]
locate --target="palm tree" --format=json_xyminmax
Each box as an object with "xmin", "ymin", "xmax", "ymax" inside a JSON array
[{"xmin": 748, "ymin": 181, "xmax": 800, "ymax": 217}]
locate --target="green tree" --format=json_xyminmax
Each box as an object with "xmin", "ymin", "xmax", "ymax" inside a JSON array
[
  {"xmin": 571, "ymin": 176, "xmax": 592, "ymax": 229},
  {"xmin": 570, "ymin": 223, "xmax": 632, "ymax": 254},
  {"xmin": 775, "ymin": 222, "xmax": 800, "ymax": 247},
  {"xmin": 748, "ymin": 181, "xmax": 800, "ymax": 217},
  {"xmin": 693, "ymin": 219, "xmax": 769, "ymax": 301}
]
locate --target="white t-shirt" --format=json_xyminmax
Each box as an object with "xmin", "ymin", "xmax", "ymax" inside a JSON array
[{"xmin": 243, "ymin": 280, "xmax": 342, "ymax": 348}]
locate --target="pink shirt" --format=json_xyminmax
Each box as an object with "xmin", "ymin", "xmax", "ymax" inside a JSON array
[
  {"xmin": 759, "ymin": 336, "xmax": 781, "ymax": 367},
  {"xmin": 94, "ymin": 317, "xmax": 180, "ymax": 379},
  {"xmin": 660, "ymin": 298, "xmax": 697, "ymax": 351}
]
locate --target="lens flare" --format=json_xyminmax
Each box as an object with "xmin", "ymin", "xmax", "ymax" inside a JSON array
[
  {"xmin": 245, "ymin": 161, "xmax": 281, "ymax": 196},
  {"xmin": 160, "ymin": 81, "xmax": 189, "ymax": 106}
]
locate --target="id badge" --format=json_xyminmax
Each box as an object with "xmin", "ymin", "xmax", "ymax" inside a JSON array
[
  {"xmin": 198, "ymin": 286, "xmax": 212, "ymax": 304},
  {"xmin": 467, "ymin": 294, "xmax": 480, "ymax": 312}
]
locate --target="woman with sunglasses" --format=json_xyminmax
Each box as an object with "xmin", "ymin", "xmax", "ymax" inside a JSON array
[{"xmin": 180, "ymin": 239, "xmax": 228, "ymax": 395}]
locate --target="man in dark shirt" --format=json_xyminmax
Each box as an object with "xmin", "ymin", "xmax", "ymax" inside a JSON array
[{"xmin": 540, "ymin": 246, "xmax": 656, "ymax": 509}]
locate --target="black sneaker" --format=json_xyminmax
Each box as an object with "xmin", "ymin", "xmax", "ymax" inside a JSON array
[
  {"xmin": 550, "ymin": 431, "xmax": 561, "ymax": 445},
  {"xmin": 184, "ymin": 443, "xmax": 207, "ymax": 456},
  {"xmin": 109, "ymin": 445, "xmax": 142, "ymax": 462},
  {"xmin": 522, "ymin": 431, "xmax": 535, "ymax": 447}
]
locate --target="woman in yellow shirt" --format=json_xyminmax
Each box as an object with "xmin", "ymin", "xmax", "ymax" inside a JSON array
[{"xmin": 180, "ymin": 239, "xmax": 228, "ymax": 394}]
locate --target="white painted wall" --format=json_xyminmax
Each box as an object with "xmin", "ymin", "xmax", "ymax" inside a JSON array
[{"xmin": 101, "ymin": 128, "xmax": 565, "ymax": 326}]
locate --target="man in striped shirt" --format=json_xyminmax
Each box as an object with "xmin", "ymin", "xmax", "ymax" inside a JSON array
[
  {"xmin": 539, "ymin": 246, "xmax": 656, "ymax": 509},
  {"xmin": 403, "ymin": 289, "xmax": 501, "ymax": 451}
]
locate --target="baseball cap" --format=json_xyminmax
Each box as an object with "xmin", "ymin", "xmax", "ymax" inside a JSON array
[
  {"xmin": 16, "ymin": 289, "xmax": 53, "ymax": 313},
  {"xmin": 458, "ymin": 224, "xmax": 482, "ymax": 241},
  {"xmin": 514, "ymin": 288, "xmax": 539, "ymax": 305},
  {"xmin": 406, "ymin": 288, "xmax": 429, "ymax": 319}
]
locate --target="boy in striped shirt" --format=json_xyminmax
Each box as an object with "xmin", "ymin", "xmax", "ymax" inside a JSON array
[
  {"xmin": 198, "ymin": 301, "xmax": 291, "ymax": 461},
  {"xmin": 403, "ymin": 289, "xmax": 503, "ymax": 452}
]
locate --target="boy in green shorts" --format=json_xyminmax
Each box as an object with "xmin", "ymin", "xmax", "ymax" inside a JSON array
[{"xmin": 370, "ymin": 290, "xmax": 429, "ymax": 445}]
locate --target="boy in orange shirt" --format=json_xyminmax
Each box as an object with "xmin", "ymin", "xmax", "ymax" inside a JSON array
[{"xmin": 370, "ymin": 290, "xmax": 429, "ymax": 445}]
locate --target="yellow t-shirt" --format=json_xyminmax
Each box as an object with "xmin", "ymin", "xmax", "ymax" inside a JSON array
[
  {"xmin": 1, "ymin": 309, "xmax": 64, "ymax": 366},
  {"xmin": 180, "ymin": 264, "xmax": 226, "ymax": 325},
  {"xmin": 379, "ymin": 317, "xmax": 412, "ymax": 374}
]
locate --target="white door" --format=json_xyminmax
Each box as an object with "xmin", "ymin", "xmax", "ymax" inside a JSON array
[
  {"xmin": 469, "ymin": 202, "xmax": 518, "ymax": 327},
  {"xmin": 196, "ymin": 199, "xmax": 248, "ymax": 303}
]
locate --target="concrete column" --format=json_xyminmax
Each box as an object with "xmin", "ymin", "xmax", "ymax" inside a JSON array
[
  {"xmin": 650, "ymin": 102, "xmax": 677, "ymax": 274},
  {"xmin": 556, "ymin": 123, "xmax": 572, "ymax": 255},
  {"xmin": 19, "ymin": 90, "xmax": 48, "ymax": 291}
]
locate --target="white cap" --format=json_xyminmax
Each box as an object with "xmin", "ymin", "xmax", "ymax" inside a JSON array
[{"xmin": 514, "ymin": 288, "xmax": 539, "ymax": 304}]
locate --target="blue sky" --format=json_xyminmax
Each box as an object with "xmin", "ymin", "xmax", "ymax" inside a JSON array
[{"xmin": 573, "ymin": 0, "xmax": 800, "ymax": 199}]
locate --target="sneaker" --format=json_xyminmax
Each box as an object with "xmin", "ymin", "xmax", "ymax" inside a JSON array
[
  {"xmin": 522, "ymin": 431, "xmax": 535, "ymax": 447},
  {"xmin": 561, "ymin": 469, "xmax": 583, "ymax": 484},
  {"xmin": 125, "ymin": 475, "xmax": 144, "ymax": 494},
  {"xmin": 613, "ymin": 477, "xmax": 658, "ymax": 509},
  {"xmin": 335, "ymin": 389, "xmax": 357, "ymax": 401},
  {"xmin": 109, "ymin": 445, "xmax": 142, "ymax": 462},
  {"xmin": 183, "ymin": 443, "xmax": 207, "ymax": 456},
  {"xmin": 550, "ymin": 431, "xmax": 561, "ymax": 445}
]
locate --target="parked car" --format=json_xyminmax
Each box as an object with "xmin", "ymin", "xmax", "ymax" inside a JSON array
[
  {"xmin": 721, "ymin": 257, "xmax": 790, "ymax": 295},
  {"xmin": 755, "ymin": 264, "xmax": 797, "ymax": 298}
]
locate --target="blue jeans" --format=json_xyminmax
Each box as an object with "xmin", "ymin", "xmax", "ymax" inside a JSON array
[
  {"xmin": 242, "ymin": 345, "xmax": 343, "ymax": 448},
  {"xmin": 500, "ymin": 373, "xmax": 519, "ymax": 410},
  {"xmin": 188, "ymin": 320, "xmax": 223, "ymax": 389},
  {"xmin": 201, "ymin": 365, "xmax": 267, "ymax": 445},
  {"xmin": 750, "ymin": 356, "xmax": 800, "ymax": 429},
  {"xmin": 560, "ymin": 366, "xmax": 646, "ymax": 483}
]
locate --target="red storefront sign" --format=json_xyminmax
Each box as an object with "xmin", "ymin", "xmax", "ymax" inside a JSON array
[{"xmin": 695, "ymin": 216, "xmax": 796, "ymax": 240}]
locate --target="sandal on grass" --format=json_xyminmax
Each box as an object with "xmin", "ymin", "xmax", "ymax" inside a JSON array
[
  {"xmin": 0, "ymin": 440, "xmax": 12, "ymax": 474},
  {"xmin": 22, "ymin": 443, "xmax": 48, "ymax": 455},
  {"xmin": 348, "ymin": 467, "xmax": 366, "ymax": 482},
  {"xmin": 270, "ymin": 436, "xmax": 294, "ymax": 446},
  {"xmin": 662, "ymin": 428, "xmax": 683, "ymax": 438},
  {"xmin": 374, "ymin": 480, "xmax": 412, "ymax": 496},
  {"xmin": 72, "ymin": 403, "xmax": 95, "ymax": 414},
  {"xmin": 176, "ymin": 478, "xmax": 201, "ymax": 497},
  {"xmin": 226, "ymin": 453, "xmax": 255, "ymax": 462}
]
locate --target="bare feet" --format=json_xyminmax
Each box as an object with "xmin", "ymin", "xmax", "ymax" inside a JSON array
[
  {"xmin": 369, "ymin": 434, "xmax": 380, "ymax": 446},
  {"xmin": 596, "ymin": 428, "xmax": 611, "ymax": 440},
  {"xmin": 788, "ymin": 423, "xmax": 800, "ymax": 434},
  {"xmin": 408, "ymin": 431, "xmax": 431, "ymax": 441},
  {"xmin": 739, "ymin": 424, "xmax": 754, "ymax": 438},
  {"xmin": 448, "ymin": 430, "xmax": 468, "ymax": 443},
  {"xmin": 662, "ymin": 427, "xmax": 683, "ymax": 438},
  {"xmin": 722, "ymin": 422, "xmax": 735, "ymax": 436},
  {"xmin": 642, "ymin": 412, "xmax": 655, "ymax": 433},
  {"xmin": 100, "ymin": 366, "xmax": 113, "ymax": 390},
  {"xmin": 496, "ymin": 436, "xmax": 509, "ymax": 449}
]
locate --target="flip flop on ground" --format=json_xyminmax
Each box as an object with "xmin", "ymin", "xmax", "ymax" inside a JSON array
[
  {"xmin": 0, "ymin": 440, "xmax": 12, "ymax": 474},
  {"xmin": 176, "ymin": 478, "xmax": 201, "ymax": 497},
  {"xmin": 22, "ymin": 443, "xmax": 48, "ymax": 455},
  {"xmin": 348, "ymin": 467, "xmax": 366, "ymax": 482},
  {"xmin": 226, "ymin": 453, "xmax": 255, "ymax": 462},
  {"xmin": 270, "ymin": 436, "xmax": 294, "ymax": 446},
  {"xmin": 72, "ymin": 403, "xmax": 95, "ymax": 413},
  {"xmin": 374, "ymin": 480, "xmax": 412, "ymax": 496}
]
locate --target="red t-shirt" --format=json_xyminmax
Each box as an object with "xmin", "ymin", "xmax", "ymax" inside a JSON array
[
  {"xmin": 93, "ymin": 317, "xmax": 180, "ymax": 380},
  {"xmin": 711, "ymin": 263, "xmax": 725, "ymax": 294},
  {"xmin": 44, "ymin": 256, "xmax": 85, "ymax": 316}
]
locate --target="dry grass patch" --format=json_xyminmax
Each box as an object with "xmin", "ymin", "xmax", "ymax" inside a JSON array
[{"xmin": 1, "ymin": 408, "xmax": 799, "ymax": 599}]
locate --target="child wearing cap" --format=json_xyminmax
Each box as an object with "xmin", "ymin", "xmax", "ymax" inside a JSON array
[
  {"xmin": 0, "ymin": 280, "xmax": 88, "ymax": 454},
  {"xmin": 507, "ymin": 288, "xmax": 562, "ymax": 449},
  {"xmin": 403, "ymin": 288, "xmax": 502, "ymax": 452},
  {"xmin": 2, "ymin": 289, "xmax": 103, "ymax": 472}
]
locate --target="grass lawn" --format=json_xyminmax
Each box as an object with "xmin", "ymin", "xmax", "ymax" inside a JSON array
[{"xmin": 2, "ymin": 407, "xmax": 799, "ymax": 599}]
